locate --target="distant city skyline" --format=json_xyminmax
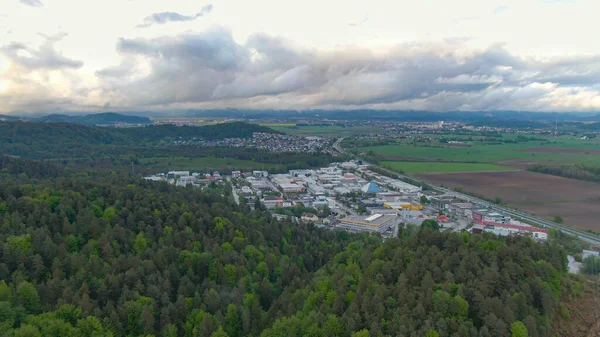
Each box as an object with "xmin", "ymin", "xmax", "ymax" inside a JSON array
[{"xmin": 1, "ymin": 0, "xmax": 600, "ymax": 114}]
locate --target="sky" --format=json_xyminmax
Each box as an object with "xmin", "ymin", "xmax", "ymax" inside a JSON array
[{"xmin": 1, "ymin": 0, "xmax": 600, "ymax": 114}]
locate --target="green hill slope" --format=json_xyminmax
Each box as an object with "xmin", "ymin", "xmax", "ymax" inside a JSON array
[
  {"xmin": 0, "ymin": 121, "xmax": 279, "ymax": 158},
  {"xmin": 30, "ymin": 112, "xmax": 152, "ymax": 126}
]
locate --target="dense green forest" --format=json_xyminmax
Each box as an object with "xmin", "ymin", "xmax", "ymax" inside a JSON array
[
  {"xmin": 0, "ymin": 121, "xmax": 278, "ymax": 151},
  {"xmin": 0, "ymin": 121, "xmax": 336, "ymax": 174},
  {"xmin": 0, "ymin": 155, "xmax": 584, "ymax": 337}
]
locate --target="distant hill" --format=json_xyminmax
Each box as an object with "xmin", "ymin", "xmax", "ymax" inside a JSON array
[
  {"xmin": 468, "ymin": 119, "xmax": 549, "ymax": 129},
  {"xmin": 184, "ymin": 109, "xmax": 598, "ymax": 122},
  {"xmin": 30, "ymin": 112, "xmax": 152, "ymax": 126},
  {"xmin": 120, "ymin": 121, "xmax": 280, "ymax": 141},
  {"xmin": 0, "ymin": 114, "xmax": 20, "ymax": 121},
  {"xmin": 0, "ymin": 121, "xmax": 280, "ymax": 158}
]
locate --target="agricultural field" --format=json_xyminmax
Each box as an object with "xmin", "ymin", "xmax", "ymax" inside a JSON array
[
  {"xmin": 415, "ymin": 170, "xmax": 600, "ymax": 231},
  {"xmin": 360, "ymin": 139, "xmax": 600, "ymax": 167},
  {"xmin": 270, "ymin": 125, "xmax": 380, "ymax": 136},
  {"xmin": 381, "ymin": 161, "xmax": 515, "ymax": 173},
  {"xmin": 139, "ymin": 156, "xmax": 277, "ymax": 172}
]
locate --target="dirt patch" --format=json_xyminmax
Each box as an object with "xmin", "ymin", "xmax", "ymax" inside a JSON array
[
  {"xmin": 515, "ymin": 201, "xmax": 600, "ymax": 232},
  {"xmin": 551, "ymin": 280, "xmax": 600, "ymax": 337},
  {"xmin": 415, "ymin": 170, "xmax": 600, "ymax": 231},
  {"xmin": 523, "ymin": 147, "xmax": 600, "ymax": 155}
]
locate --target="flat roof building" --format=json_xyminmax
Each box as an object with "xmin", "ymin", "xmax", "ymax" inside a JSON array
[{"xmin": 338, "ymin": 214, "xmax": 401, "ymax": 233}]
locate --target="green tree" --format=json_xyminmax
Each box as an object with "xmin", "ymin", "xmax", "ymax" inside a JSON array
[
  {"xmin": 224, "ymin": 264, "xmax": 237, "ymax": 286},
  {"xmin": 210, "ymin": 326, "xmax": 229, "ymax": 337},
  {"xmin": 553, "ymin": 216, "xmax": 564, "ymax": 224},
  {"xmin": 134, "ymin": 232, "xmax": 148, "ymax": 254},
  {"xmin": 451, "ymin": 295, "xmax": 469, "ymax": 318},
  {"xmin": 420, "ymin": 219, "xmax": 440, "ymax": 231},
  {"xmin": 16, "ymin": 281, "xmax": 40, "ymax": 314},
  {"xmin": 0, "ymin": 280, "xmax": 11, "ymax": 301},
  {"xmin": 510, "ymin": 321, "xmax": 529, "ymax": 337},
  {"xmin": 582, "ymin": 256, "xmax": 600, "ymax": 275},
  {"xmin": 13, "ymin": 324, "xmax": 41, "ymax": 337},
  {"xmin": 323, "ymin": 314, "xmax": 343, "ymax": 337},
  {"xmin": 425, "ymin": 329, "xmax": 440, "ymax": 337},
  {"xmin": 102, "ymin": 207, "xmax": 117, "ymax": 221},
  {"xmin": 351, "ymin": 330, "xmax": 370, "ymax": 337},
  {"xmin": 225, "ymin": 304, "xmax": 241, "ymax": 337},
  {"xmin": 162, "ymin": 325, "xmax": 178, "ymax": 337}
]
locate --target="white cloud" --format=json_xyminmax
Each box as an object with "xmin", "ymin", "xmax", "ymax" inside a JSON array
[{"xmin": 1, "ymin": 0, "xmax": 600, "ymax": 113}]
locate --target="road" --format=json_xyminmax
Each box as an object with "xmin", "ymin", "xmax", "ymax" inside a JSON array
[
  {"xmin": 332, "ymin": 138, "xmax": 600, "ymax": 246},
  {"xmin": 333, "ymin": 137, "xmax": 346, "ymax": 154},
  {"xmin": 231, "ymin": 184, "xmax": 240, "ymax": 205}
]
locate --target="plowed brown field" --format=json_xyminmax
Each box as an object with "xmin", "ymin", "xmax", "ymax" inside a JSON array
[{"xmin": 416, "ymin": 170, "xmax": 600, "ymax": 231}]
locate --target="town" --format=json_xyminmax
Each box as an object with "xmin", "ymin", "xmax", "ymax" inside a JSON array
[
  {"xmin": 165, "ymin": 132, "xmax": 335, "ymax": 154},
  {"xmin": 145, "ymin": 161, "xmax": 550, "ymax": 242}
]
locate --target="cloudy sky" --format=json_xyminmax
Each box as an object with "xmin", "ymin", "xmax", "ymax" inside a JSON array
[{"xmin": 1, "ymin": 0, "xmax": 600, "ymax": 114}]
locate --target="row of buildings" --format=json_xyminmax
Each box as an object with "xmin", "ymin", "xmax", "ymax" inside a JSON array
[{"xmin": 432, "ymin": 196, "xmax": 549, "ymax": 241}]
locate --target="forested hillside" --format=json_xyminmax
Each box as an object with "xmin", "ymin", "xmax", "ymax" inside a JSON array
[
  {"xmin": 0, "ymin": 121, "xmax": 277, "ymax": 151},
  {"xmin": 0, "ymin": 121, "xmax": 331, "ymax": 173},
  {"xmin": 30, "ymin": 113, "xmax": 152, "ymax": 126},
  {"xmin": 0, "ymin": 156, "xmax": 583, "ymax": 337}
]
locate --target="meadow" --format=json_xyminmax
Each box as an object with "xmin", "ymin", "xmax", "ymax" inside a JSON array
[
  {"xmin": 360, "ymin": 139, "xmax": 600, "ymax": 167},
  {"xmin": 381, "ymin": 161, "xmax": 515, "ymax": 173}
]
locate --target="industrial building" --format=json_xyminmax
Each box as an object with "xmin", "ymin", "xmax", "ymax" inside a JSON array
[
  {"xmin": 481, "ymin": 222, "xmax": 548, "ymax": 241},
  {"xmin": 361, "ymin": 181, "xmax": 383, "ymax": 194},
  {"xmin": 383, "ymin": 201, "xmax": 423, "ymax": 211},
  {"xmin": 338, "ymin": 213, "xmax": 401, "ymax": 233},
  {"xmin": 176, "ymin": 176, "xmax": 197, "ymax": 187},
  {"xmin": 262, "ymin": 196, "xmax": 284, "ymax": 209},
  {"xmin": 167, "ymin": 171, "xmax": 190, "ymax": 179},
  {"xmin": 583, "ymin": 250, "xmax": 600, "ymax": 259},
  {"xmin": 472, "ymin": 210, "xmax": 511, "ymax": 224}
]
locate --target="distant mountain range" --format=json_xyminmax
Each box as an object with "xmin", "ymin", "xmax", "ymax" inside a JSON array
[
  {"xmin": 28, "ymin": 112, "xmax": 152, "ymax": 126},
  {"xmin": 0, "ymin": 114, "xmax": 20, "ymax": 121},
  {"xmin": 182, "ymin": 109, "xmax": 600, "ymax": 122},
  {"xmin": 3, "ymin": 110, "xmax": 600, "ymax": 124}
]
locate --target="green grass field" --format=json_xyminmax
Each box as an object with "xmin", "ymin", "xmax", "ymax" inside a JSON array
[
  {"xmin": 360, "ymin": 141, "xmax": 600, "ymax": 166},
  {"xmin": 381, "ymin": 161, "xmax": 516, "ymax": 173},
  {"xmin": 270, "ymin": 125, "xmax": 380, "ymax": 136},
  {"xmin": 139, "ymin": 156, "xmax": 277, "ymax": 172}
]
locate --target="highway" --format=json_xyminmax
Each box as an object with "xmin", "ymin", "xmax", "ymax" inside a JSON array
[
  {"xmin": 332, "ymin": 137, "xmax": 346, "ymax": 154},
  {"xmin": 332, "ymin": 137, "xmax": 600, "ymax": 246},
  {"xmin": 421, "ymin": 180, "xmax": 600, "ymax": 245}
]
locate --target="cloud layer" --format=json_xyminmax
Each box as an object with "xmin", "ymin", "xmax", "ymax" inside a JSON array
[
  {"xmin": 137, "ymin": 5, "xmax": 213, "ymax": 28},
  {"xmin": 2, "ymin": 27, "xmax": 600, "ymax": 113},
  {"xmin": 20, "ymin": 0, "xmax": 43, "ymax": 7}
]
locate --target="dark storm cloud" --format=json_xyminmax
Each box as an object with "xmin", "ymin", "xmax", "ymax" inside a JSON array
[
  {"xmin": 20, "ymin": 0, "xmax": 43, "ymax": 7},
  {"xmin": 93, "ymin": 29, "xmax": 600, "ymax": 111},
  {"xmin": 137, "ymin": 4, "xmax": 213, "ymax": 28}
]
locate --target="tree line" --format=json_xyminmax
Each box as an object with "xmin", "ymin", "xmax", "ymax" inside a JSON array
[{"xmin": 527, "ymin": 163, "xmax": 600, "ymax": 183}]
